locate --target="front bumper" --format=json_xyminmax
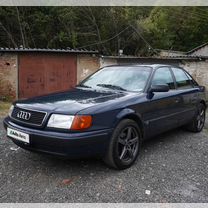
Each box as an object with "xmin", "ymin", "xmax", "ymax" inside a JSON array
[{"xmin": 3, "ymin": 117, "xmax": 113, "ymax": 158}]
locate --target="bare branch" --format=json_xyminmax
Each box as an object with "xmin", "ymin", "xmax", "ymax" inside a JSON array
[
  {"xmin": 16, "ymin": 7, "xmax": 26, "ymax": 47},
  {"xmin": 0, "ymin": 21, "xmax": 17, "ymax": 48}
]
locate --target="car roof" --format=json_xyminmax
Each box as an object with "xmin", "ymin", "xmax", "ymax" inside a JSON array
[{"xmin": 104, "ymin": 64, "xmax": 176, "ymax": 69}]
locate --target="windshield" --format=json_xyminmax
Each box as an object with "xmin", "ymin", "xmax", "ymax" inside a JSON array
[{"xmin": 80, "ymin": 66, "xmax": 152, "ymax": 92}]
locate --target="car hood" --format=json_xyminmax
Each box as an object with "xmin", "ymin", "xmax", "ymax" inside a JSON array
[{"xmin": 15, "ymin": 87, "xmax": 133, "ymax": 114}]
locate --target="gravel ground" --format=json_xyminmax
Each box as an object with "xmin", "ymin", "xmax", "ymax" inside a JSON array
[{"xmin": 0, "ymin": 115, "xmax": 208, "ymax": 203}]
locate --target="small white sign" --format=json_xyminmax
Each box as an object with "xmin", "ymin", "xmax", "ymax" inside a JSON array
[{"xmin": 7, "ymin": 128, "xmax": 30, "ymax": 144}]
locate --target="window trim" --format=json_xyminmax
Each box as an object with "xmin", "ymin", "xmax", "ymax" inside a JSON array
[
  {"xmin": 147, "ymin": 66, "xmax": 177, "ymax": 92},
  {"xmin": 171, "ymin": 67, "xmax": 197, "ymax": 90},
  {"xmin": 183, "ymin": 70, "xmax": 199, "ymax": 87},
  {"xmin": 80, "ymin": 65, "xmax": 153, "ymax": 93}
]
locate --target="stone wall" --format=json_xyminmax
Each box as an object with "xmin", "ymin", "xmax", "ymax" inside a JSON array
[
  {"xmin": 100, "ymin": 57, "xmax": 118, "ymax": 68},
  {"xmin": 77, "ymin": 55, "xmax": 100, "ymax": 83},
  {"xmin": 0, "ymin": 53, "xmax": 18, "ymax": 101},
  {"xmin": 179, "ymin": 60, "xmax": 208, "ymax": 89}
]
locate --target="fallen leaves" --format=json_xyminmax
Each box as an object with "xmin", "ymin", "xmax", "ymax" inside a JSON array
[
  {"xmin": 59, "ymin": 176, "xmax": 79, "ymax": 186},
  {"xmin": 61, "ymin": 178, "xmax": 74, "ymax": 185}
]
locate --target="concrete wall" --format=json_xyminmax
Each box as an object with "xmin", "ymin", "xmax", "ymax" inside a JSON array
[
  {"xmin": 77, "ymin": 57, "xmax": 118, "ymax": 83},
  {"xmin": 0, "ymin": 53, "xmax": 18, "ymax": 101},
  {"xmin": 179, "ymin": 60, "xmax": 208, "ymax": 89},
  {"xmin": 77, "ymin": 55, "xmax": 100, "ymax": 83},
  {"xmin": 100, "ymin": 57, "xmax": 118, "ymax": 68},
  {"xmin": 117, "ymin": 58, "xmax": 179, "ymax": 66},
  {"xmin": 159, "ymin": 51, "xmax": 185, "ymax": 57}
]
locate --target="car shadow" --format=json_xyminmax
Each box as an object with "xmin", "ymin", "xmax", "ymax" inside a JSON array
[
  {"xmin": 22, "ymin": 126, "xmax": 200, "ymax": 173},
  {"xmin": 141, "ymin": 127, "xmax": 185, "ymax": 149}
]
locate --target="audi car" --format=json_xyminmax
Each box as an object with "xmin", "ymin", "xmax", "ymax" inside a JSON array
[{"xmin": 3, "ymin": 64, "xmax": 207, "ymax": 169}]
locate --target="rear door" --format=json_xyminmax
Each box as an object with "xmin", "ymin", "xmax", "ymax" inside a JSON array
[{"xmin": 171, "ymin": 67, "xmax": 199, "ymax": 125}]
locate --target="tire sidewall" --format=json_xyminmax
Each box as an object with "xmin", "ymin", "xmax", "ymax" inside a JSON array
[
  {"xmin": 111, "ymin": 119, "xmax": 142, "ymax": 169},
  {"xmin": 195, "ymin": 103, "xmax": 206, "ymax": 132}
]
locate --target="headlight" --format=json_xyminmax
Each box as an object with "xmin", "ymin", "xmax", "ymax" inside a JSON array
[
  {"xmin": 47, "ymin": 114, "xmax": 92, "ymax": 130},
  {"xmin": 47, "ymin": 114, "xmax": 74, "ymax": 129},
  {"xmin": 8, "ymin": 105, "xmax": 14, "ymax": 117}
]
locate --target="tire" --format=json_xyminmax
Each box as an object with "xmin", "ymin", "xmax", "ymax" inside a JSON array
[
  {"xmin": 185, "ymin": 103, "xmax": 206, "ymax": 133},
  {"xmin": 103, "ymin": 119, "xmax": 142, "ymax": 170}
]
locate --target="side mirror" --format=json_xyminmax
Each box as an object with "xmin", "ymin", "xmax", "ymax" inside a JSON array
[
  {"xmin": 149, "ymin": 84, "xmax": 169, "ymax": 93},
  {"xmin": 199, "ymin": 85, "xmax": 205, "ymax": 92}
]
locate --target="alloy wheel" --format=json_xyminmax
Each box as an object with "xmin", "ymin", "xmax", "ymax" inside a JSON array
[
  {"xmin": 197, "ymin": 108, "xmax": 205, "ymax": 130},
  {"xmin": 117, "ymin": 126, "xmax": 139, "ymax": 163}
]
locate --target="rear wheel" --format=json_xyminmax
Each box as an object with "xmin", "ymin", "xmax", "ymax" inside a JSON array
[
  {"xmin": 103, "ymin": 119, "xmax": 141, "ymax": 170},
  {"xmin": 185, "ymin": 103, "xmax": 206, "ymax": 132}
]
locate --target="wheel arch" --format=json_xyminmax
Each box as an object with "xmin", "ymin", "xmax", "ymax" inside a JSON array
[
  {"xmin": 200, "ymin": 100, "xmax": 207, "ymax": 109},
  {"xmin": 116, "ymin": 108, "xmax": 145, "ymax": 139}
]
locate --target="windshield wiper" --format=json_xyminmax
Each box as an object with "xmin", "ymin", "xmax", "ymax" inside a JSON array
[{"xmin": 97, "ymin": 84, "xmax": 126, "ymax": 91}]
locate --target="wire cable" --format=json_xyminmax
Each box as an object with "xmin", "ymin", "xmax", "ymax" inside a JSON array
[{"xmin": 76, "ymin": 26, "xmax": 131, "ymax": 49}]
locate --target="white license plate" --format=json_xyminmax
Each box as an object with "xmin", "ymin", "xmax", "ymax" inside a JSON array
[{"xmin": 7, "ymin": 127, "xmax": 30, "ymax": 144}]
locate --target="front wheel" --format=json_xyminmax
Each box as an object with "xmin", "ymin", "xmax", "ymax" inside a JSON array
[
  {"xmin": 103, "ymin": 119, "xmax": 141, "ymax": 170},
  {"xmin": 185, "ymin": 103, "xmax": 206, "ymax": 132}
]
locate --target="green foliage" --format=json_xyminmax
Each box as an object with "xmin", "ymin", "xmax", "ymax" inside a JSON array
[
  {"xmin": 142, "ymin": 7, "xmax": 208, "ymax": 51},
  {"xmin": 0, "ymin": 6, "xmax": 208, "ymax": 55}
]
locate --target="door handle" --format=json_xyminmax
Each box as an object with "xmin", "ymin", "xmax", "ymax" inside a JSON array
[
  {"xmin": 191, "ymin": 98, "xmax": 197, "ymax": 103},
  {"xmin": 174, "ymin": 98, "xmax": 180, "ymax": 103}
]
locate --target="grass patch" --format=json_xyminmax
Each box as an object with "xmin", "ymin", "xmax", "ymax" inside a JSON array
[{"xmin": 0, "ymin": 101, "xmax": 11, "ymax": 117}]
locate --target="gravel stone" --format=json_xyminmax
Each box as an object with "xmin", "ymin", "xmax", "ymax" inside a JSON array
[{"xmin": 0, "ymin": 115, "xmax": 208, "ymax": 202}]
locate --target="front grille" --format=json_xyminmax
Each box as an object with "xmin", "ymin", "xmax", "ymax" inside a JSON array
[{"xmin": 11, "ymin": 106, "xmax": 47, "ymax": 126}]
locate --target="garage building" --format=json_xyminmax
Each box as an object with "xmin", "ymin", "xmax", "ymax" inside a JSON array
[{"xmin": 0, "ymin": 48, "xmax": 99, "ymax": 100}]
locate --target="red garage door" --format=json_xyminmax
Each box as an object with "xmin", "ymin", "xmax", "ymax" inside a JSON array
[{"xmin": 18, "ymin": 53, "xmax": 77, "ymax": 98}]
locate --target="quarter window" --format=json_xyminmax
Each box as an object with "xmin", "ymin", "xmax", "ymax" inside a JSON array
[
  {"xmin": 152, "ymin": 67, "xmax": 175, "ymax": 89},
  {"xmin": 172, "ymin": 68, "xmax": 193, "ymax": 89}
]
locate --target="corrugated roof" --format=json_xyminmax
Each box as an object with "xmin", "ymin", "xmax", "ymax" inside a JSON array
[
  {"xmin": 101, "ymin": 55, "xmax": 208, "ymax": 60},
  {"xmin": 157, "ymin": 55, "xmax": 208, "ymax": 60},
  {"xmin": 187, "ymin": 42, "xmax": 208, "ymax": 54},
  {"xmin": 155, "ymin": 49, "xmax": 186, "ymax": 54},
  {"xmin": 155, "ymin": 43, "xmax": 208, "ymax": 56},
  {"xmin": 0, "ymin": 47, "xmax": 98, "ymax": 54}
]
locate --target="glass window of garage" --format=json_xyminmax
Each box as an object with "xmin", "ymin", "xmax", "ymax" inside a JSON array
[
  {"xmin": 172, "ymin": 67, "xmax": 193, "ymax": 89},
  {"xmin": 152, "ymin": 67, "xmax": 175, "ymax": 89}
]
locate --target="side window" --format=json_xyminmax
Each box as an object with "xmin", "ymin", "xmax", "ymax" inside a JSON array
[
  {"xmin": 152, "ymin": 67, "xmax": 175, "ymax": 89},
  {"xmin": 184, "ymin": 71, "xmax": 198, "ymax": 87},
  {"xmin": 172, "ymin": 68, "xmax": 193, "ymax": 89}
]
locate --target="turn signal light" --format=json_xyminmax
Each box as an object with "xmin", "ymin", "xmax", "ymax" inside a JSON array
[{"xmin": 71, "ymin": 115, "xmax": 92, "ymax": 130}]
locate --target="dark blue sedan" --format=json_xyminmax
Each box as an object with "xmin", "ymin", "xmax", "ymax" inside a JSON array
[{"xmin": 4, "ymin": 64, "xmax": 207, "ymax": 169}]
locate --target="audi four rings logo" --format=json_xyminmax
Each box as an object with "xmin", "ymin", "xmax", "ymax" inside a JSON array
[{"xmin": 17, "ymin": 111, "xmax": 31, "ymax": 120}]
